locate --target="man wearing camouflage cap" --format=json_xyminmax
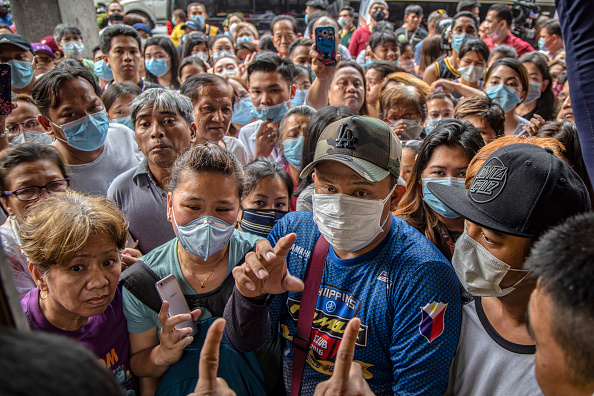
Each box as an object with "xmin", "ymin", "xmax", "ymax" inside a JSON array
[{"xmin": 224, "ymin": 116, "xmax": 462, "ymax": 395}]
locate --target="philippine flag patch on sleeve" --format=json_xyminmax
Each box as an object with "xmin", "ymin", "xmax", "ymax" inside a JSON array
[{"xmin": 419, "ymin": 302, "xmax": 448, "ymax": 343}]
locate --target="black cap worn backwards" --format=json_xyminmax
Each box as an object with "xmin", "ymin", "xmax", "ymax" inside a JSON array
[{"xmin": 428, "ymin": 143, "xmax": 591, "ymax": 238}]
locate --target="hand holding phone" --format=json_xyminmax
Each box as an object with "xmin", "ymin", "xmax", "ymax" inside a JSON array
[
  {"xmin": 156, "ymin": 274, "xmax": 199, "ymax": 336},
  {"xmin": 0, "ymin": 64, "xmax": 11, "ymax": 116},
  {"xmin": 314, "ymin": 26, "xmax": 337, "ymax": 66}
]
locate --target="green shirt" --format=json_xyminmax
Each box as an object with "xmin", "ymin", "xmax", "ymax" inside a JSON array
[
  {"xmin": 340, "ymin": 25, "xmax": 356, "ymax": 48},
  {"xmin": 122, "ymin": 231, "xmax": 262, "ymax": 334}
]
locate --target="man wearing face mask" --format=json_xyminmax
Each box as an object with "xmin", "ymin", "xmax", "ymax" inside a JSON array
[
  {"xmin": 238, "ymin": 53, "xmax": 295, "ymax": 163},
  {"xmin": 348, "ymin": 0, "xmax": 389, "ymax": 58},
  {"xmin": 395, "ymin": 5, "xmax": 428, "ymax": 51},
  {"xmin": 33, "ymin": 66, "xmax": 142, "ymax": 196},
  {"xmin": 428, "ymin": 143, "xmax": 590, "ymax": 395},
  {"xmin": 54, "ymin": 25, "xmax": 95, "ymax": 77},
  {"xmin": 483, "ymin": 4, "xmax": 534, "ymax": 57},
  {"xmin": 225, "ymin": 116, "xmax": 462, "ymax": 395},
  {"xmin": 187, "ymin": 2, "xmax": 219, "ymax": 36},
  {"xmin": 0, "ymin": 34, "xmax": 36, "ymax": 96},
  {"xmin": 338, "ymin": 6, "xmax": 356, "ymax": 48},
  {"xmin": 538, "ymin": 19, "xmax": 564, "ymax": 61}
]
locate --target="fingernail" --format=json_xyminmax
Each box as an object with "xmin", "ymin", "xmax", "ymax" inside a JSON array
[
  {"xmin": 266, "ymin": 252, "xmax": 276, "ymax": 260},
  {"xmin": 246, "ymin": 282, "xmax": 255, "ymax": 291},
  {"xmin": 258, "ymin": 269, "xmax": 267, "ymax": 278},
  {"xmin": 122, "ymin": 253, "xmax": 131, "ymax": 257}
]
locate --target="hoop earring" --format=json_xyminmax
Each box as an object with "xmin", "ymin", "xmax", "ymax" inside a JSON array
[{"xmin": 40, "ymin": 290, "xmax": 48, "ymax": 300}]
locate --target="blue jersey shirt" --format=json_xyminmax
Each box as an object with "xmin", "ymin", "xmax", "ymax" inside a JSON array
[{"xmin": 267, "ymin": 211, "xmax": 462, "ymax": 395}]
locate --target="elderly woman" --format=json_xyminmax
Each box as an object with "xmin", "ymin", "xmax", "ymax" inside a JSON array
[
  {"xmin": 121, "ymin": 143, "xmax": 267, "ymax": 395},
  {"xmin": 0, "ymin": 143, "xmax": 69, "ymax": 298},
  {"xmin": 19, "ymin": 190, "xmax": 137, "ymax": 394},
  {"xmin": 380, "ymin": 84, "xmax": 427, "ymax": 140}
]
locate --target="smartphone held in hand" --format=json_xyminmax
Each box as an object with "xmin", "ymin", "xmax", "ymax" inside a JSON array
[
  {"xmin": 315, "ymin": 26, "xmax": 337, "ymax": 66},
  {"xmin": 155, "ymin": 274, "xmax": 198, "ymax": 336}
]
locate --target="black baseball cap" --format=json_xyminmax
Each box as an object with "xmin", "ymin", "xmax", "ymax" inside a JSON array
[
  {"xmin": 429, "ymin": 143, "xmax": 591, "ymax": 238},
  {"xmin": 0, "ymin": 34, "xmax": 33, "ymax": 53}
]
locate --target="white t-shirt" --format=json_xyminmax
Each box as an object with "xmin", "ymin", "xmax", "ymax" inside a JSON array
[
  {"xmin": 237, "ymin": 120, "xmax": 282, "ymax": 163},
  {"xmin": 447, "ymin": 298, "xmax": 543, "ymax": 396},
  {"xmin": 222, "ymin": 135, "xmax": 250, "ymax": 166},
  {"xmin": 68, "ymin": 123, "xmax": 143, "ymax": 196}
]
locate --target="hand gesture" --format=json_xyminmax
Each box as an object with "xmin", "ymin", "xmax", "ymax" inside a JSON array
[
  {"xmin": 523, "ymin": 114, "xmax": 545, "ymax": 136},
  {"xmin": 310, "ymin": 43, "xmax": 342, "ymax": 82},
  {"xmin": 253, "ymin": 120, "xmax": 278, "ymax": 160},
  {"xmin": 187, "ymin": 318, "xmax": 236, "ymax": 396},
  {"xmin": 313, "ymin": 318, "xmax": 374, "ymax": 396},
  {"xmin": 389, "ymin": 120, "xmax": 408, "ymax": 140},
  {"xmin": 121, "ymin": 248, "xmax": 142, "ymax": 270},
  {"xmin": 155, "ymin": 302, "xmax": 202, "ymax": 367},
  {"xmin": 232, "ymin": 233, "xmax": 304, "ymax": 299}
]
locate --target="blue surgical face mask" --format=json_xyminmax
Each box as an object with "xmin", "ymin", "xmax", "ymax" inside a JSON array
[
  {"xmin": 290, "ymin": 89, "xmax": 308, "ymax": 107},
  {"xmin": 304, "ymin": 14, "xmax": 309, "ymax": 25},
  {"xmin": 62, "ymin": 41, "xmax": 85, "ymax": 57},
  {"xmin": 173, "ymin": 212, "xmax": 235, "ymax": 260},
  {"xmin": 192, "ymin": 14, "xmax": 205, "ymax": 26},
  {"xmin": 51, "ymin": 109, "xmax": 110, "ymax": 151},
  {"xmin": 425, "ymin": 118, "xmax": 442, "ymax": 134},
  {"xmin": 422, "ymin": 177, "xmax": 466, "ymax": 218},
  {"xmin": 112, "ymin": 115, "xmax": 134, "ymax": 131},
  {"xmin": 94, "ymin": 59, "xmax": 113, "ymax": 81},
  {"xmin": 538, "ymin": 37, "xmax": 549, "ymax": 52},
  {"xmin": 171, "ymin": 17, "xmax": 176, "ymax": 25},
  {"xmin": 145, "ymin": 58, "xmax": 170, "ymax": 77},
  {"xmin": 283, "ymin": 135, "xmax": 304, "ymax": 169},
  {"xmin": 451, "ymin": 33, "xmax": 468, "ymax": 52},
  {"xmin": 240, "ymin": 208, "xmax": 287, "ymax": 237},
  {"xmin": 364, "ymin": 58, "xmax": 374, "ymax": 68},
  {"xmin": 8, "ymin": 59, "xmax": 34, "ymax": 89},
  {"xmin": 251, "ymin": 100, "xmax": 290, "ymax": 123},
  {"xmin": 236, "ymin": 36, "xmax": 253, "ymax": 44},
  {"xmin": 232, "ymin": 96, "xmax": 254, "ymax": 125},
  {"xmin": 485, "ymin": 84, "xmax": 522, "ymax": 112}
]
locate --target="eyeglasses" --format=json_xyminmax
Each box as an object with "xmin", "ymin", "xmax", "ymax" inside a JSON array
[
  {"xmin": 6, "ymin": 118, "xmax": 42, "ymax": 135},
  {"xmin": 4, "ymin": 179, "xmax": 70, "ymax": 201},
  {"xmin": 384, "ymin": 113, "xmax": 420, "ymax": 123}
]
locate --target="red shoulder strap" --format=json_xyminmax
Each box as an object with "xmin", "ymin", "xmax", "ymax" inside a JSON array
[{"xmin": 291, "ymin": 235, "xmax": 329, "ymax": 396}]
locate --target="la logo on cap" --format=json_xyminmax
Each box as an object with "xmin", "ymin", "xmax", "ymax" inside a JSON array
[
  {"xmin": 470, "ymin": 157, "xmax": 508, "ymax": 203},
  {"xmin": 336, "ymin": 123, "xmax": 357, "ymax": 149}
]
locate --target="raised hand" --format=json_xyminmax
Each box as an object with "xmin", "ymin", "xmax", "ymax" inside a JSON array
[
  {"xmin": 232, "ymin": 233, "xmax": 304, "ymax": 299},
  {"xmin": 253, "ymin": 120, "xmax": 278, "ymax": 160},
  {"xmin": 313, "ymin": 318, "xmax": 375, "ymax": 396},
  {"xmin": 310, "ymin": 43, "xmax": 342, "ymax": 82},
  {"xmin": 187, "ymin": 318, "xmax": 236, "ymax": 396}
]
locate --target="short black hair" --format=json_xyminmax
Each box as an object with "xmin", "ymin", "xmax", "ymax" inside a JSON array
[
  {"xmin": 457, "ymin": 0, "xmax": 480, "ymax": 14},
  {"xmin": 542, "ymin": 19, "xmax": 562, "ymax": 39},
  {"xmin": 32, "ymin": 66, "xmax": 101, "ymax": 118},
  {"xmin": 180, "ymin": 74, "xmax": 232, "ymax": 105},
  {"xmin": 247, "ymin": 52, "xmax": 295, "ymax": 87},
  {"xmin": 340, "ymin": 6, "xmax": 355, "ymax": 17},
  {"xmin": 489, "ymin": 4, "xmax": 512, "ymax": 28},
  {"xmin": 368, "ymin": 31, "xmax": 397, "ymax": 52},
  {"xmin": 459, "ymin": 37, "xmax": 489, "ymax": 62},
  {"xmin": 99, "ymin": 24, "xmax": 141, "ymax": 54},
  {"xmin": 179, "ymin": 54, "xmax": 208, "ymax": 75},
  {"xmin": 101, "ymin": 81, "xmax": 142, "ymax": 113},
  {"xmin": 526, "ymin": 212, "xmax": 594, "ymax": 385},
  {"xmin": 270, "ymin": 15, "xmax": 298, "ymax": 34},
  {"xmin": 243, "ymin": 157, "xmax": 294, "ymax": 199},
  {"xmin": 405, "ymin": 4, "xmax": 423, "ymax": 17},
  {"xmin": 289, "ymin": 38, "xmax": 313, "ymax": 56},
  {"xmin": 183, "ymin": 32, "xmax": 210, "ymax": 58},
  {"xmin": 427, "ymin": 91, "xmax": 457, "ymax": 108},
  {"xmin": 366, "ymin": 60, "xmax": 399, "ymax": 80},
  {"xmin": 454, "ymin": 95, "xmax": 505, "ymax": 137},
  {"xmin": 452, "ymin": 11, "xmax": 479, "ymax": 31}
]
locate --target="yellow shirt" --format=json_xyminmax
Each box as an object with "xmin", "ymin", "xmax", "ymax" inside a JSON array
[{"xmin": 170, "ymin": 23, "xmax": 184, "ymax": 47}]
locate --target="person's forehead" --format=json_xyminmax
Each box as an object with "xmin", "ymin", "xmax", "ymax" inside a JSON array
[
  {"xmin": 339, "ymin": 10, "xmax": 350, "ymax": 16},
  {"xmin": 250, "ymin": 70, "xmax": 286, "ymax": 85},
  {"xmin": 273, "ymin": 20, "xmax": 294, "ymax": 33},
  {"xmin": 334, "ymin": 67, "xmax": 363, "ymax": 80},
  {"xmin": 53, "ymin": 78, "xmax": 98, "ymax": 108},
  {"xmin": 213, "ymin": 38, "xmax": 232, "ymax": 47},
  {"xmin": 428, "ymin": 98, "xmax": 454, "ymax": 108},
  {"xmin": 215, "ymin": 58, "xmax": 236, "ymax": 68},
  {"xmin": 454, "ymin": 16, "xmax": 476, "ymax": 29},
  {"xmin": 197, "ymin": 82, "xmax": 233, "ymax": 101},
  {"xmin": 137, "ymin": 107, "xmax": 184, "ymax": 119}
]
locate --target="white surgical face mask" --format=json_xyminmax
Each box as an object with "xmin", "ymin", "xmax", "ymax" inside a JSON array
[
  {"xmin": 523, "ymin": 80, "xmax": 543, "ymax": 105},
  {"xmin": 312, "ymin": 183, "xmax": 397, "ymax": 252},
  {"xmin": 457, "ymin": 65, "xmax": 485, "ymax": 83},
  {"xmin": 452, "ymin": 231, "xmax": 531, "ymax": 297}
]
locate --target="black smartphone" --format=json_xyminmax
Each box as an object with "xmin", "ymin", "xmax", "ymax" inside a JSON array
[{"xmin": 0, "ymin": 64, "xmax": 11, "ymax": 116}]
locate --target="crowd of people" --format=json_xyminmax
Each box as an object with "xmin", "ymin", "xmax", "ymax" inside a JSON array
[{"xmin": 0, "ymin": 0, "xmax": 593, "ymax": 395}]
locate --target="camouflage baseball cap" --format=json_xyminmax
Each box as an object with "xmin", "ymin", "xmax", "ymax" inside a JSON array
[{"xmin": 300, "ymin": 116, "xmax": 402, "ymax": 182}]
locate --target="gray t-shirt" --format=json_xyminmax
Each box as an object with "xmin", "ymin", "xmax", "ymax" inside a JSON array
[
  {"xmin": 448, "ymin": 298, "xmax": 542, "ymax": 396},
  {"xmin": 107, "ymin": 159, "xmax": 174, "ymax": 254},
  {"xmin": 68, "ymin": 123, "xmax": 143, "ymax": 196}
]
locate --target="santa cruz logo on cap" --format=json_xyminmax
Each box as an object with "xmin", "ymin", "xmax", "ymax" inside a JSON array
[{"xmin": 470, "ymin": 157, "xmax": 508, "ymax": 203}]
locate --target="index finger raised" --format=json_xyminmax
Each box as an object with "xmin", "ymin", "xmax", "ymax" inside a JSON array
[
  {"xmin": 273, "ymin": 233, "xmax": 297, "ymax": 258},
  {"xmin": 197, "ymin": 318, "xmax": 226, "ymax": 390},
  {"xmin": 332, "ymin": 317, "xmax": 361, "ymax": 385}
]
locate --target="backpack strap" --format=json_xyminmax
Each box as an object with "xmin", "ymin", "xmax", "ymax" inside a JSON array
[
  {"xmin": 119, "ymin": 260, "xmax": 162, "ymax": 313},
  {"xmin": 290, "ymin": 235, "xmax": 330, "ymax": 396}
]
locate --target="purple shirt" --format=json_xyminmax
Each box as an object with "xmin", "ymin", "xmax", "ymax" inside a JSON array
[{"xmin": 21, "ymin": 286, "xmax": 137, "ymax": 394}]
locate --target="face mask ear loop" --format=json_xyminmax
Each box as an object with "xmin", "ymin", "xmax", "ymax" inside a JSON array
[{"xmin": 380, "ymin": 182, "xmax": 399, "ymax": 228}]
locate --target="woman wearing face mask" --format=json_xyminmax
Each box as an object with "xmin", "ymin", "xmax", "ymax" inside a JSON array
[
  {"xmin": 182, "ymin": 33, "xmax": 210, "ymax": 63},
  {"xmin": 101, "ymin": 82, "xmax": 142, "ymax": 131},
  {"xmin": 226, "ymin": 74, "xmax": 252, "ymax": 138},
  {"xmin": 0, "ymin": 143, "xmax": 69, "ymax": 298},
  {"xmin": 237, "ymin": 157, "xmax": 293, "ymax": 237},
  {"xmin": 277, "ymin": 105, "xmax": 315, "ymax": 209},
  {"xmin": 213, "ymin": 55, "xmax": 239, "ymax": 77},
  {"xmin": 55, "ymin": 25, "xmax": 94, "ymax": 75},
  {"xmin": 452, "ymin": 38, "xmax": 489, "ymax": 96},
  {"xmin": 290, "ymin": 65, "xmax": 312, "ymax": 108},
  {"xmin": 424, "ymin": 12, "xmax": 479, "ymax": 85},
  {"xmin": 379, "ymin": 84, "xmax": 426, "ymax": 141},
  {"xmin": 122, "ymin": 143, "xmax": 267, "ymax": 395},
  {"xmin": 210, "ymin": 36, "xmax": 235, "ymax": 67},
  {"xmin": 395, "ymin": 119, "xmax": 484, "ymax": 261},
  {"xmin": 5, "ymin": 96, "xmax": 52, "ymax": 146},
  {"xmin": 233, "ymin": 22, "xmax": 259, "ymax": 46},
  {"xmin": 144, "ymin": 37, "xmax": 181, "ymax": 90},
  {"xmin": 516, "ymin": 52, "xmax": 556, "ymax": 121}
]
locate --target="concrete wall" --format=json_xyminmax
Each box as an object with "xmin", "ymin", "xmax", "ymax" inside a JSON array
[{"xmin": 10, "ymin": 0, "xmax": 99, "ymax": 59}]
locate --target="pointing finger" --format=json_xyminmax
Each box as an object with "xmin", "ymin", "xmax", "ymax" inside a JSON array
[
  {"xmin": 332, "ymin": 317, "xmax": 361, "ymax": 385},
  {"xmin": 197, "ymin": 318, "xmax": 226, "ymax": 390}
]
